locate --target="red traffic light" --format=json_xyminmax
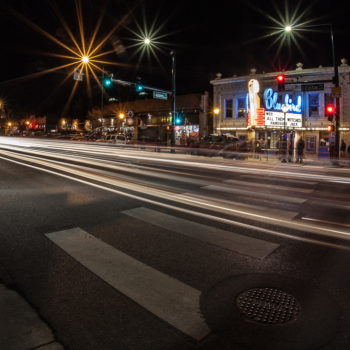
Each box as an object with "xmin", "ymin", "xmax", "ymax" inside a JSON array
[
  {"xmin": 276, "ymin": 74, "xmax": 285, "ymax": 91},
  {"xmin": 326, "ymin": 105, "xmax": 335, "ymax": 114},
  {"xmin": 327, "ymin": 125, "xmax": 335, "ymax": 132}
]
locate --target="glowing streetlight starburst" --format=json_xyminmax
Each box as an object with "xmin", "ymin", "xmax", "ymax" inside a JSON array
[
  {"xmin": 125, "ymin": 9, "xmax": 178, "ymax": 73},
  {"xmin": 244, "ymin": 1, "xmax": 324, "ymax": 64},
  {"xmin": 5, "ymin": 0, "xmax": 135, "ymax": 116}
]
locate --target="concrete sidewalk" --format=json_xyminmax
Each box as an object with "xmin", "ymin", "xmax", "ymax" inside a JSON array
[{"xmin": 0, "ymin": 280, "xmax": 64, "ymax": 350}]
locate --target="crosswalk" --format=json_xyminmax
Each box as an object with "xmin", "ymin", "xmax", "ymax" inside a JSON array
[
  {"xmin": 45, "ymin": 207, "xmax": 279, "ymax": 341},
  {"xmin": 122, "ymin": 207, "xmax": 279, "ymax": 259}
]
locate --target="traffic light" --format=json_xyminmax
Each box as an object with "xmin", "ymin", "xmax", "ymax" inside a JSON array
[
  {"xmin": 135, "ymin": 77, "xmax": 143, "ymax": 92},
  {"xmin": 136, "ymin": 83, "xmax": 143, "ymax": 92},
  {"xmin": 175, "ymin": 117, "xmax": 182, "ymax": 125},
  {"xmin": 327, "ymin": 124, "xmax": 335, "ymax": 132},
  {"xmin": 326, "ymin": 105, "xmax": 335, "ymax": 122},
  {"xmin": 103, "ymin": 77, "xmax": 112, "ymax": 87},
  {"xmin": 277, "ymin": 74, "xmax": 285, "ymax": 91}
]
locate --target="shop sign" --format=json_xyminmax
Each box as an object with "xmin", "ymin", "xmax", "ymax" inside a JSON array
[
  {"xmin": 331, "ymin": 86, "xmax": 341, "ymax": 98},
  {"xmin": 265, "ymin": 111, "xmax": 302, "ymax": 128},
  {"xmin": 301, "ymin": 84, "xmax": 324, "ymax": 91},
  {"xmin": 263, "ymin": 88, "xmax": 302, "ymax": 113}
]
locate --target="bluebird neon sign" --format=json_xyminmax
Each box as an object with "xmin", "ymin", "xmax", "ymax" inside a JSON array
[{"xmin": 263, "ymin": 88, "xmax": 302, "ymax": 113}]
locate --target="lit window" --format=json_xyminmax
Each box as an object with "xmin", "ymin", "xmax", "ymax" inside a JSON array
[
  {"xmin": 236, "ymin": 98, "xmax": 246, "ymax": 118},
  {"xmin": 308, "ymin": 94, "xmax": 319, "ymax": 117},
  {"xmin": 224, "ymin": 99, "xmax": 233, "ymax": 118}
]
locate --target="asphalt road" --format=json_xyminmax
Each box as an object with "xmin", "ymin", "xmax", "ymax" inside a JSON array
[{"xmin": 0, "ymin": 136, "xmax": 350, "ymax": 350}]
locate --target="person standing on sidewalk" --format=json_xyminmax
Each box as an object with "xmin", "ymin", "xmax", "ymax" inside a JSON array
[
  {"xmin": 296, "ymin": 137, "xmax": 304, "ymax": 164},
  {"xmin": 287, "ymin": 139, "xmax": 294, "ymax": 163},
  {"xmin": 340, "ymin": 140, "xmax": 346, "ymax": 158}
]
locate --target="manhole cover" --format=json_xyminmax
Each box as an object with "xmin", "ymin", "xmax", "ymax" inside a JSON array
[{"xmin": 236, "ymin": 287, "xmax": 300, "ymax": 324}]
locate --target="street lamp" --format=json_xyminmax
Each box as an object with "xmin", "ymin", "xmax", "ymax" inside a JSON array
[
  {"xmin": 213, "ymin": 108, "xmax": 220, "ymax": 116},
  {"xmin": 82, "ymin": 56, "xmax": 89, "ymax": 64},
  {"xmin": 282, "ymin": 104, "xmax": 288, "ymax": 132},
  {"xmin": 284, "ymin": 23, "xmax": 340, "ymax": 158},
  {"xmin": 143, "ymin": 38, "xmax": 176, "ymax": 151},
  {"xmin": 280, "ymin": 104, "xmax": 288, "ymax": 162}
]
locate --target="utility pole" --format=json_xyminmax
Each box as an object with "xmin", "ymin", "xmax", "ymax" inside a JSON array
[
  {"xmin": 170, "ymin": 50, "xmax": 176, "ymax": 153},
  {"xmin": 330, "ymin": 25, "xmax": 340, "ymax": 159},
  {"xmin": 100, "ymin": 66, "xmax": 104, "ymax": 132}
]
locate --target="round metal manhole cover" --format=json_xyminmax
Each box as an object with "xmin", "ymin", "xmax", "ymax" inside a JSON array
[{"xmin": 236, "ymin": 287, "xmax": 300, "ymax": 324}]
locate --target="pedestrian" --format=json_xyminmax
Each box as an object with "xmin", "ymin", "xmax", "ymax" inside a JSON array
[
  {"xmin": 280, "ymin": 136, "xmax": 287, "ymax": 163},
  {"xmin": 341, "ymin": 140, "xmax": 346, "ymax": 158},
  {"xmin": 296, "ymin": 137, "xmax": 304, "ymax": 164},
  {"xmin": 287, "ymin": 139, "xmax": 294, "ymax": 162},
  {"xmin": 329, "ymin": 141, "xmax": 338, "ymax": 165}
]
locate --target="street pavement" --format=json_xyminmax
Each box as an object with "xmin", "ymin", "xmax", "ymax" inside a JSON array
[{"xmin": 0, "ymin": 136, "xmax": 350, "ymax": 350}]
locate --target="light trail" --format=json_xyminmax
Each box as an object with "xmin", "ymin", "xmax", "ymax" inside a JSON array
[
  {"xmin": 1, "ymin": 138, "xmax": 349, "ymax": 184},
  {"xmin": 0, "ymin": 149, "xmax": 349, "ymax": 244},
  {"xmin": 1, "ymin": 152, "xmax": 350, "ymax": 252}
]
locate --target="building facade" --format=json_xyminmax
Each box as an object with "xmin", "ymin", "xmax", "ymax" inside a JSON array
[
  {"xmin": 211, "ymin": 61, "xmax": 350, "ymax": 157},
  {"xmin": 96, "ymin": 92, "xmax": 210, "ymax": 144}
]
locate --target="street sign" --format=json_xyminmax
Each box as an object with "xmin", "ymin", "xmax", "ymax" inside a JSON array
[
  {"xmin": 331, "ymin": 86, "xmax": 341, "ymax": 98},
  {"xmin": 301, "ymin": 84, "xmax": 324, "ymax": 91},
  {"xmin": 153, "ymin": 91, "xmax": 168, "ymax": 100},
  {"xmin": 73, "ymin": 69, "xmax": 83, "ymax": 81}
]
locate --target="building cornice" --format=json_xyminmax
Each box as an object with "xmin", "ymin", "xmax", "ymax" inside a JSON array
[{"xmin": 211, "ymin": 65, "xmax": 350, "ymax": 86}]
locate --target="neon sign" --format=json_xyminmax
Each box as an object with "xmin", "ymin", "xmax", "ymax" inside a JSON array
[
  {"xmin": 247, "ymin": 79, "xmax": 265, "ymax": 126},
  {"xmin": 264, "ymin": 88, "xmax": 302, "ymax": 113}
]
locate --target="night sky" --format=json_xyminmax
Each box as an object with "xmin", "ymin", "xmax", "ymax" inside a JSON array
[{"xmin": 0, "ymin": 0, "xmax": 349, "ymax": 119}]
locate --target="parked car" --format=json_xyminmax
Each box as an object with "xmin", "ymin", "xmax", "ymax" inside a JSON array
[{"xmin": 105, "ymin": 134, "xmax": 128, "ymax": 145}]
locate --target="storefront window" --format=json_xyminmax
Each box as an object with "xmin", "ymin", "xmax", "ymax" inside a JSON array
[
  {"xmin": 308, "ymin": 94, "xmax": 319, "ymax": 117},
  {"xmin": 224, "ymin": 99, "xmax": 233, "ymax": 118},
  {"xmin": 236, "ymin": 98, "xmax": 246, "ymax": 118},
  {"xmin": 306, "ymin": 135, "xmax": 316, "ymax": 153}
]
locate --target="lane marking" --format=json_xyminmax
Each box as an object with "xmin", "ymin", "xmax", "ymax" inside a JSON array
[
  {"xmin": 179, "ymin": 192, "xmax": 299, "ymax": 220},
  {"xmin": 203, "ymin": 185, "xmax": 306, "ymax": 204},
  {"xmin": 301, "ymin": 217, "xmax": 350, "ymax": 228},
  {"xmin": 45, "ymin": 227, "xmax": 210, "ymax": 340},
  {"xmin": 1, "ymin": 154, "xmax": 350, "ymax": 248},
  {"xmin": 224, "ymin": 179, "xmax": 314, "ymax": 193},
  {"xmin": 239, "ymin": 174, "xmax": 320, "ymax": 185},
  {"xmin": 122, "ymin": 207, "xmax": 279, "ymax": 259}
]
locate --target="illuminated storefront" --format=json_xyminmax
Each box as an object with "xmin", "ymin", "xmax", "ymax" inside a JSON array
[{"xmin": 211, "ymin": 61, "xmax": 350, "ymax": 156}]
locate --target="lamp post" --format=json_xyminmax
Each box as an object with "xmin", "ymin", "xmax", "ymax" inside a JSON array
[
  {"xmin": 118, "ymin": 112, "xmax": 125, "ymax": 134},
  {"xmin": 281, "ymin": 104, "xmax": 288, "ymax": 162},
  {"xmin": 170, "ymin": 50, "xmax": 176, "ymax": 151},
  {"xmin": 285, "ymin": 23, "xmax": 340, "ymax": 158},
  {"xmin": 143, "ymin": 38, "xmax": 176, "ymax": 151}
]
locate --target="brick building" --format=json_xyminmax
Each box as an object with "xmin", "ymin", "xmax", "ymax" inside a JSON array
[{"xmin": 94, "ymin": 92, "xmax": 210, "ymax": 144}]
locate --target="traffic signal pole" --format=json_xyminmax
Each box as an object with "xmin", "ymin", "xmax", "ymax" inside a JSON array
[
  {"xmin": 171, "ymin": 50, "xmax": 176, "ymax": 152},
  {"xmin": 101, "ymin": 66, "xmax": 104, "ymax": 130},
  {"xmin": 330, "ymin": 25, "xmax": 340, "ymax": 159}
]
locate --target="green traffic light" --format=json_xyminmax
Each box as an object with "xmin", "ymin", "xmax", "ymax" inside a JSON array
[
  {"xmin": 103, "ymin": 78, "xmax": 112, "ymax": 87},
  {"xmin": 136, "ymin": 84, "xmax": 143, "ymax": 92}
]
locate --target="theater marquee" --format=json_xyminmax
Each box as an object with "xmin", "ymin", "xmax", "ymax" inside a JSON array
[{"xmin": 247, "ymin": 80, "xmax": 303, "ymax": 128}]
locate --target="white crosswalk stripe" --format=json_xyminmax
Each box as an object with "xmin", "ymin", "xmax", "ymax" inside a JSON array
[
  {"xmin": 122, "ymin": 207, "xmax": 279, "ymax": 259},
  {"xmin": 202, "ymin": 184, "xmax": 307, "ymax": 204},
  {"xmin": 45, "ymin": 227, "xmax": 211, "ymax": 341},
  {"xmin": 224, "ymin": 179, "xmax": 314, "ymax": 193}
]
